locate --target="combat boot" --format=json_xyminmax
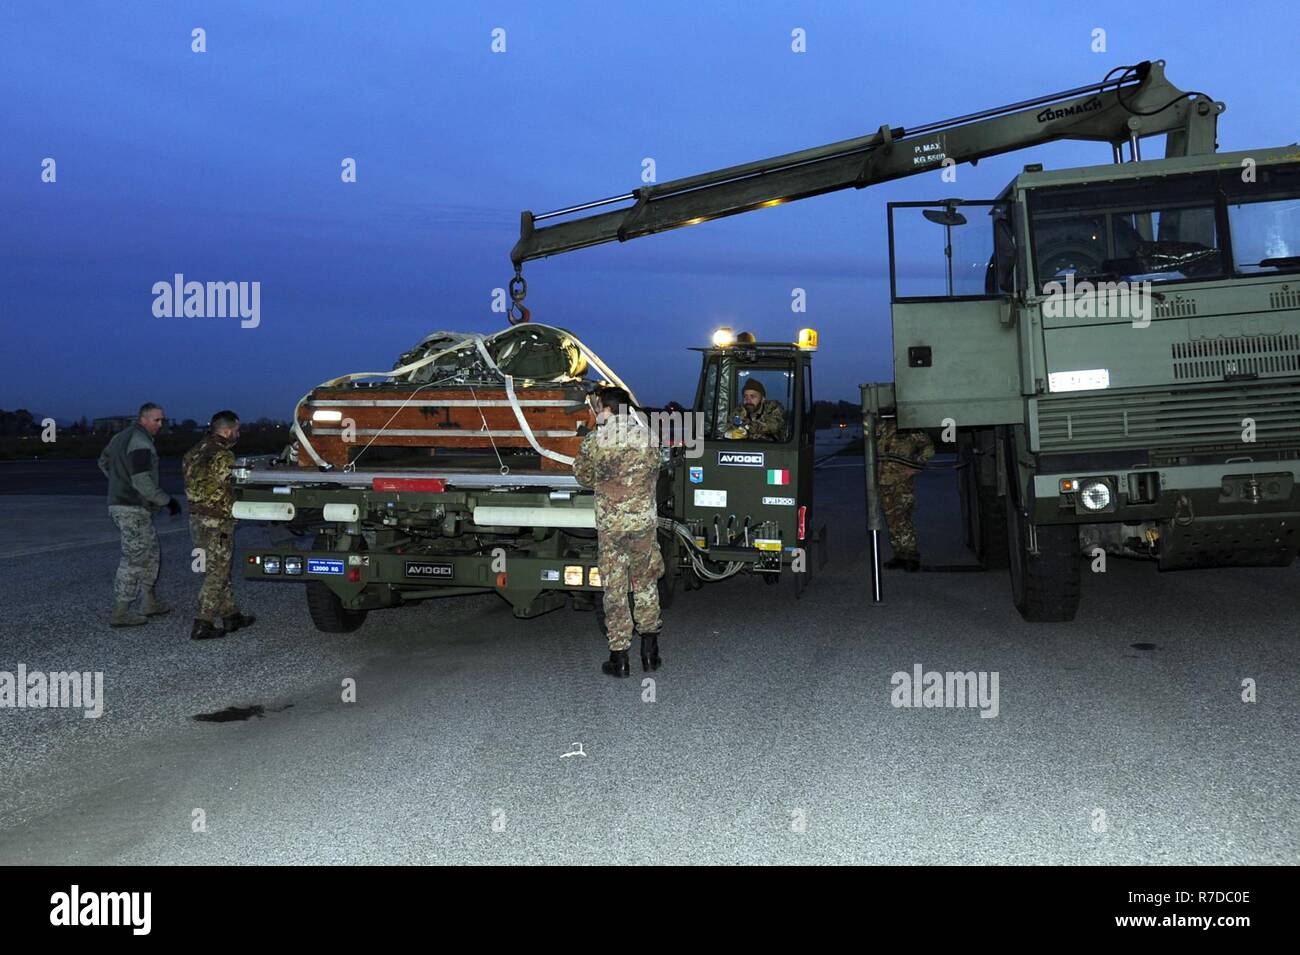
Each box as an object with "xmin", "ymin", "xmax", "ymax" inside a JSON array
[
  {"xmin": 191, "ymin": 619, "xmax": 224, "ymax": 641},
  {"xmin": 223, "ymin": 613, "xmax": 257, "ymax": 633},
  {"xmin": 601, "ymin": 649, "xmax": 630, "ymax": 678},
  {"xmin": 139, "ymin": 588, "xmax": 171, "ymax": 616},
  {"xmin": 110, "ymin": 601, "xmax": 148, "ymax": 628},
  {"xmin": 639, "ymin": 631, "xmax": 661, "ymax": 672}
]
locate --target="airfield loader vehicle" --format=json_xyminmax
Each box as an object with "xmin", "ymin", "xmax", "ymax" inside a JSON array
[{"xmin": 233, "ymin": 323, "xmax": 825, "ymax": 632}]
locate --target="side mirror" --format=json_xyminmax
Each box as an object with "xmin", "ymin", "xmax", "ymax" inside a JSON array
[{"xmin": 993, "ymin": 218, "xmax": 1017, "ymax": 294}]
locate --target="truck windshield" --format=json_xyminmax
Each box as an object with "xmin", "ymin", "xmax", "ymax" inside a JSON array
[
  {"xmin": 1224, "ymin": 163, "xmax": 1300, "ymax": 276},
  {"xmin": 1028, "ymin": 171, "xmax": 1224, "ymax": 290}
]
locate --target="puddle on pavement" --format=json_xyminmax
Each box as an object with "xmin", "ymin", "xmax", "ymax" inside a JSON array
[{"xmin": 193, "ymin": 703, "xmax": 293, "ymax": 723}]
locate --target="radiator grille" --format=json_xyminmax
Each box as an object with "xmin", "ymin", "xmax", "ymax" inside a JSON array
[
  {"xmin": 1269, "ymin": 288, "xmax": 1300, "ymax": 310},
  {"xmin": 1154, "ymin": 297, "xmax": 1198, "ymax": 319},
  {"xmin": 1037, "ymin": 381, "xmax": 1300, "ymax": 452},
  {"xmin": 1171, "ymin": 334, "xmax": 1300, "ymax": 381}
]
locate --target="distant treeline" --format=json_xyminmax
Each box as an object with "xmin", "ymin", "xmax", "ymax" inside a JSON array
[
  {"xmin": 0, "ymin": 409, "xmax": 292, "ymax": 460},
  {"xmin": 811, "ymin": 400, "xmax": 862, "ymax": 428}
]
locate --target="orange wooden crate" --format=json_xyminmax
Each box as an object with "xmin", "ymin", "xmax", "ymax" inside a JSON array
[{"xmin": 298, "ymin": 386, "xmax": 594, "ymax": 470}]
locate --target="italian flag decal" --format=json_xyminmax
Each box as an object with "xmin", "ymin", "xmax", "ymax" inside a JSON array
[{"xmin": 767, "ymin": 468, "xmax": 790, "ymax": 485}]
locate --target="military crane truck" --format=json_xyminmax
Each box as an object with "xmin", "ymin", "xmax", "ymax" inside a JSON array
[
  {"xmin": 507, "ymin": 59, "xmax": 1300, "ymax": 621},
  {"xmin": 233, "ymin": 323, "xmax": 824, "ymax": 632}
]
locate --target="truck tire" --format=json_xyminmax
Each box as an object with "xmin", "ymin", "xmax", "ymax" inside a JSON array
[
  {"xmin": 1006, "ymin": 498, "xmax": 1080, "ymax": 622},
  {"xmin": 305, "ymin": 581, "xmax": 369, "ymax": 633}
]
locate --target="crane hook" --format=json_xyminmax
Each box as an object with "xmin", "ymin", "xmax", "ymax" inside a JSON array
[{"xmin": 507, "ymin": 271, "xmax": 530, "ymax": 325}]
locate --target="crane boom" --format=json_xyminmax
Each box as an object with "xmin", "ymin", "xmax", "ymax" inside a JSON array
[{"xmin": 510, "ymin": 60, "xmax": 1222, "ymax": 270}]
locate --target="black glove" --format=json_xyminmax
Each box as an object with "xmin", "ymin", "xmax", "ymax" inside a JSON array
[{"xmin": 166, "ymin": 498, "xmax": 181, "ymax": 517}]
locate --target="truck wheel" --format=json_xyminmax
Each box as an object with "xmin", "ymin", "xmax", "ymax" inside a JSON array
[
  {"xmin": 305, "ymin": 581, "xmax": 369, "ymax": 633},
  {"xmin": 1006, "ymin": 499, "xmax": 1080, "ymax": 622}
]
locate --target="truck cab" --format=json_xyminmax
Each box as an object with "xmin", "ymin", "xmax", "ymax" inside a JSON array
[{"xmin": 879, "ymin": 145, "xmax": 1300, "ymax": 619}]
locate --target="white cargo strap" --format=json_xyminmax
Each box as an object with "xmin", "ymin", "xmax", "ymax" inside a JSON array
[{"xmin": 292, "ymin": 324, "xmax": 636, "ymax": 470}]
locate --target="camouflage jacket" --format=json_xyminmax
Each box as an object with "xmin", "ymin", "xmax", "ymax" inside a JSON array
[
  {"xmin": 877, "ymin": 419, "xmax": 935, "ymax": 478},
  {"xmin": 738, "ymin": 399, "xmax": 786, "ymax": 441},
  {"xmin": 573, "ymin": 416, "xmax": 661, "ymax": 536},
  {"xmin": 183, "ymin": 432, "xmax": 236, "ymax": 521}
]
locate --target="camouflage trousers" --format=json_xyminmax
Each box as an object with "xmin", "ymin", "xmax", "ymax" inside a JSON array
[
  {"xmin": 880, "ymin": 470, "xmax": 920, "ymax": 561},
  {"xmin": 597, "ymin": 530, "xmax": 664, "ymax": 652},
  {"xmin": 108, "ymin": 505, "xmax": 160, "ymax": 603},
  {"xmin": 190, "ymin": 517, "xmax": 238, "ymax": 623}
]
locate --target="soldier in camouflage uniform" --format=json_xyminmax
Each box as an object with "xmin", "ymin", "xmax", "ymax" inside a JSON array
[
  {"xmin": 573, "ymin": 388, "xmax": 664, "ymax": 677},
  {"xmin": 877, "ymin": 417, "xmax": 935, "ymax": 571},
  {"xmin": 731, "ymin": 379, "xmax": 786, "ymax": 440},
  {"xmin": 182, "ymin": 411, "xmax": 255, "ymax": 640}
]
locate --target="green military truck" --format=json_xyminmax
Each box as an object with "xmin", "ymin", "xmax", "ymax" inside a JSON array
[
  {"xmin": 234, "ymin": 326, "xmax": 824, "ymax": 631},
  {"xmin": 505, "ymin": 59, "xmax": 1300, "ymax": 621}
]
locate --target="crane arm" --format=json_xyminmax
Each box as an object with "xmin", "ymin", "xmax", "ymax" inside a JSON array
[{"xmin": 510, "ymin": 60, "xmax": 1222, "ymax": 269}]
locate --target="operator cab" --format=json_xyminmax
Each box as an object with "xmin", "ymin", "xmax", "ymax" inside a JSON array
[{"xmin": 679, "ymin": 329, "xmax": 817, "ymax": 578}]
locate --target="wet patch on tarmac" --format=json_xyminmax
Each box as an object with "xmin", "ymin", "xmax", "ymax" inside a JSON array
[{"xmin": 193, "ymin": 703, "xmax": 293, "ymax": 723}]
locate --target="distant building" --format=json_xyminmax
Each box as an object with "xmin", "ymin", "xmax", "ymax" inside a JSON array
[{"xmin": 92, "ymin": 416, "xmax": 135, "ymax": 434}]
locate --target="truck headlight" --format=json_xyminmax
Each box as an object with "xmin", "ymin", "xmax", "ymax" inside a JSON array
[
  {"xmin": 564, "ymin": 565, "xmax": 583, "ymax": 586},
  {"xmin": 283, "ymin": 556, "xmax": 304, "ymax": 575},
  {"xmin": 263, "ymin": 556, "xmax": 282, "ymax": 575},
  {"xmin": 1079, "ymin": 481, "xmax": 1112, "ymax": 511}
]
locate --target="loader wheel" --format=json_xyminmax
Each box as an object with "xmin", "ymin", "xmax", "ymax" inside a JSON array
[
  {"xmin": 657, "ymin": 573, "xmax": 676, "ymax": 610},
  {"xmin": 1006, "ymin": 498, "xmax": 1080, "ymax": 622},
  {"xmin": 305, "ymin": 581, "xmax": 369, "ymax": 633}
]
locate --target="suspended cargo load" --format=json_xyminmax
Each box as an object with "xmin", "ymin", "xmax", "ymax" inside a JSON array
[{"xmin": 289, "ymin": 324, "xmax": 632, "ymax": 473}]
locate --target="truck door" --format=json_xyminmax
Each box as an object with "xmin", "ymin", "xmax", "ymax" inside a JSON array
[{"xmin": 888, "ymin": 200, "xmax": 1022, "ymax": 429}]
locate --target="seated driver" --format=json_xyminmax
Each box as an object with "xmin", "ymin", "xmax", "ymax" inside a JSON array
[{"xmin": 727, "ymin": 379, "xmax": 786, "ymax": 441}]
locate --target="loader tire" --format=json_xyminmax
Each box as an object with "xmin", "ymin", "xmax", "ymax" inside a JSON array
[{"xmin": 306, "ymin": 581, "xmax": 369, "ymax": 633}]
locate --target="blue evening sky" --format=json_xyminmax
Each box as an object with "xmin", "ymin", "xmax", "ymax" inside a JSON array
[{"xmin": 1, "ymin": 0, "xmax": 1295, "ymax": 421}]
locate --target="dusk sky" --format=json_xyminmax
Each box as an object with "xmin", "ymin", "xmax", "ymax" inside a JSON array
[{"xmin": 2, "ymin": 0, "xmax": 1296, "ymax": 423}]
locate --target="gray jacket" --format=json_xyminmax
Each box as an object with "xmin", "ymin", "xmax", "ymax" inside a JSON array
[{"xmin": 97, "ymin": 424, "xmax": 171, "ymax": 509}]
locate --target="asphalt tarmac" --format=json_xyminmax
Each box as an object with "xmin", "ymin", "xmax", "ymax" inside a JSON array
[{"xmin": 0, "ymin": 459, "xmax": 1296, "ymax": 864}]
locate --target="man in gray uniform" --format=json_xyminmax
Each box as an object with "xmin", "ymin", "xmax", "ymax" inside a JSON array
[{"xmin": 97, "ymin": 403, "xmax": 181, "ymax": 627}]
